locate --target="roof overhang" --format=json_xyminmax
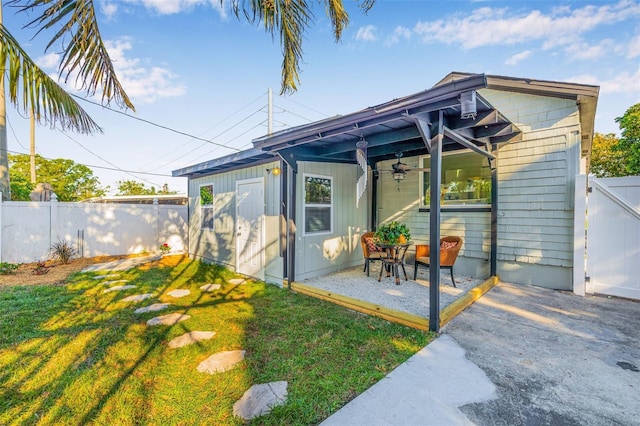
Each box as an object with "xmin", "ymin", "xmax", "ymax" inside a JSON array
[
  {"xmin": 437, "ymin": 72, "xmax": 600, "ymax": 160},
  {"xmin": 172, "ymin": 148, "xmax": 278, "ymax": 178},
  {"xmin": 251, "ymin": 74, "xmax": 521, "ymax": 167}
]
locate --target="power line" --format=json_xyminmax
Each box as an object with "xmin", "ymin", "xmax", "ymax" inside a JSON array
[
  {"xmin": 6, "ymin": 149, "xmax": 172, "ymax": 177},
  {"xmin": 72, "ymin": 94, "xmax": 242, "ymax": 151}
]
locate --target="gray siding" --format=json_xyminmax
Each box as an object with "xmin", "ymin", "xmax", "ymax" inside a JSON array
[
  {"xmin": 187, "ymin": 161, "xmax": 283, "ymax": 284},
  {"xmin": 294, "ymin": 162, "xmax": 369, "ymax": 281}
]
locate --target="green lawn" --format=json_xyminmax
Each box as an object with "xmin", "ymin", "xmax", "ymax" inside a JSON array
[{"xmin": 0, "ymin": 259, "xmax": 433, "ymax": 425}]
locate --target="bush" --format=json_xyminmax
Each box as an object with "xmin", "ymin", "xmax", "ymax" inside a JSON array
[
  {"xmin": 0, "ymin": 262, "xmax": 19, "ymax": 275},
  {"xmin": 51, "ymin": 240, "xmax": 76, "ymax": 264}
]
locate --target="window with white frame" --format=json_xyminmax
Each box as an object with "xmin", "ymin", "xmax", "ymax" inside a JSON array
[
  {"xmin": 420, "ymin": 150, "xmax": 492, "ymax": 208},
  {"xmin": 200, "ymin": 184, "xmax": 214, "ymax": 229},
  {"xmin": 304, "ymin": 174, "xmax": 332, "ymax": 234}
]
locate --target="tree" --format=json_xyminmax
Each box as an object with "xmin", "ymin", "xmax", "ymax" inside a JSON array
[
  {"xmin": 615, "ymin": 103, "xmax": 640, "ymax": 175},
  {"xmin": 1, "ymin": 0, "xmax": 374, "ymax": 200},
  {"xmin": 590, "ymin": 133, "xmax": 628, "ymax": 177},
  {"xmin": 9, "ymin": 153, "xmax": 105, "ymax": 201},
  {"xmin": 115, "ymin": 180, "xmax": 177, "ymax": 196}
]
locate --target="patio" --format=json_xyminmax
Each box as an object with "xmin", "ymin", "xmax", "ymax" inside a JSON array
[{"xmin": 293, "ymin": 262, "xmax": 493, "ymax": 330}]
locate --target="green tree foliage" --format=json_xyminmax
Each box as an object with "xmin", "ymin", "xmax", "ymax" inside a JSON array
[
  {"xmin": 115, "ymin": 180, "xmax": 176, "ymax": 196},
  {"xmin": 8, "ymin": 154, "xmax": 105, "ymax": 201},
  {"xmin": 615, "ymin": 103, "xmax": 640, "ymax": 175},
  {"xmin": 590, "ymin": 133, "xmax": 628, "ymax": 177}
]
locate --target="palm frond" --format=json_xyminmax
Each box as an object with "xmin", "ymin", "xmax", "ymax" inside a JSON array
[
  {"xmin": 9, "ymin": 0, "xmax": 134, "ymax": 111},
  {"xmin": 0, "ymin": 24, "xmax": 102, "ymax": 134},
  {"xmin": 230, "ymin": 0, "xmax": 373, "ymax": 94}
]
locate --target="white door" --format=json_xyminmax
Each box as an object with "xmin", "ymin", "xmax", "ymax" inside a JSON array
[{"xmin": 236, "ymin": 178, "xmax": 265, "ymax": 279}]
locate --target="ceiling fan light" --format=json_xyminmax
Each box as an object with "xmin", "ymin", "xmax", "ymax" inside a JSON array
[{"xmin": 393, "ymin": 171, "xmax": 405, "ymax": 182}]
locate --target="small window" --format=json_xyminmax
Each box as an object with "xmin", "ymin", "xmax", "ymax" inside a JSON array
[
  {"xmin": 420, "ymin": 151, "xmax": 491, "ymax": 208},
  {"xmin": 200, "ymin": 184, "xmax": 214, "ymax": 230},
  {"xmin": 304, "ymin": 174, "xmax": 332, "ymax": 234}
]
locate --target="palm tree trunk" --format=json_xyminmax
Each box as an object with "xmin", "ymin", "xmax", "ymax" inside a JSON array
[{"xmin": 0, "ymin": 0, "xmax": 11, "ymax": 201}]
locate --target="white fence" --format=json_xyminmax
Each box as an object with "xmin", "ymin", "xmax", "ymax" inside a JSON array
[
  {"xmin": 0, "ymin": 194, "xmax": 188, "ymax": 264},
  {"xmin": 582, "ymin": 176, "xmax": 640, "ymax": 300}
]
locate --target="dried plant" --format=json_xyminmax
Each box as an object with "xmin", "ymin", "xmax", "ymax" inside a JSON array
[
  {"xmin": 51, "ymin": 239, "xmax": 76, "ymax": 264},
  {"xmin": 32, "ymin": 262, "xmax": 50, "ymax": 275}
]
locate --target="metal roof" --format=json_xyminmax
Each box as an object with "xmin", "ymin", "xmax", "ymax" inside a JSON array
[{"xmin": 172, "ymin": 148, "xmax": 277, "ymax": 178}]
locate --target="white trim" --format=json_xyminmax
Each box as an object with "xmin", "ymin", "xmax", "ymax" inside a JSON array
[
  {"xmin": 573, "ymin": 174, "xmax": 587, "ymax": 296},
  {"xmin": 302, "ymin": 173, "xmax": 334, "ymax": 236},
  {"xmin": 235, "ymin": 177, "xmax": 265, "ymax": 280},
  {"xmin": 199, "ymin": 183, "xmax": 215, "ymax": 230}
]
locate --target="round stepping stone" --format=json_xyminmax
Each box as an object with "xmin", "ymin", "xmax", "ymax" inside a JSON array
[
  {"xmin": 121, "ymin": 294, "xmax": 154, "ymax": 303},
  {"xmin": 102, "ymin": 279, "xmax": 129, "ymax": 286},
  {"xmin": 233, "ymin": 381, "xmax": 288, "ymax": 421},
  {"xmin": 103, "ymin": 285, "xmax": 136, "ymax": 293},
  {"xmin": 167, "ymin": 289, "xmax": 190, "ymax": 298},
  {"xmin": 229, "ymin": 278, "xmax": 246, "ymax": 285},
  {"xmin": 168, "ymin": 331, "xmax": 216, "ymax": 348},
  {"xmin": 146, "ymin": 313, "xmax": 191, "ymax": 326},
  {"xmin": 200, "ymin": 284, "xmax": 221, "ymax": 292},
  {"xmin": 92, "ymin": 274, "xmax": 120, "ymax": 280},
  {"xmin": 197, "ymin": 350, "xmax": 246, "ymax": 374},
  {"xmin": 134, "ymin": 303, "xmax": 171, "ymax": 314}
]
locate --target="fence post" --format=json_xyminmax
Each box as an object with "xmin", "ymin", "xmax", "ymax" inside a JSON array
[
  {"xmin": 573, "ymin": 174, "xmax": 587, "ymax": 296},
  {"xmin": 49, "ymin": 193, "xmax": 59, "ymax": 254},
  {"xmin": 153, "ymin": 197, "xmax": 159, "ymax": 253}
]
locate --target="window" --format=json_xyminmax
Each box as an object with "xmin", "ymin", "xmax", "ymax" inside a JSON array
[
  {"xmin": 200, "ymin": 184, "xmax": 214, "ymax": 229},
  {"xmin": 304, "ymin": 174, "xmax": 332, "ymax": 234},
  {"xmin": 420, "ymin": 151, "xmax": 491, "ymax": 208}
]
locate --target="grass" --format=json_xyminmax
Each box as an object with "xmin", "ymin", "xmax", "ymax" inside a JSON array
[{"xmin": 0, "ymin": 258, "xmax": 433, "ymax": 425}]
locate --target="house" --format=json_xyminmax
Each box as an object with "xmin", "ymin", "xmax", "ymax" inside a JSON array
[{"xmin": 173, "ymin": 73, "xmax": 598, "ymax": 297}]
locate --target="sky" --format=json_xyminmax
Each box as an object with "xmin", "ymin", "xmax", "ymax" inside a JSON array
[{"xmin": 4, "ymin": 0, "xmax": 639, "ymax": 195}]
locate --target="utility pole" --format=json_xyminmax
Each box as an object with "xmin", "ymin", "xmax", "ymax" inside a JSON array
[
  {"xmin": 268, "ymin": 88, "xmax": 273, "ymax": 135},
  {"xmin": 0, "ymin": 0, "xmax": 12, "ymax": 200}
]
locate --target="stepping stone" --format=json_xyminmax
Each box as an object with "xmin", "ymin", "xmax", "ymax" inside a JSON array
[
  {"xmin": 102, "ymin": 280, "xmax": 129, "ymax": 285},
  {"xmin": 147, "ymin": 313, "xmax": 191, "ymax": 326},
  {"xmin": 168, "ymin": 331, "xmax": 216, "ymax": 348},
  {"xmin": 197, "ymin": 350, "xmax": 246, "ymax": 374},
  {"xmin": 92, "ymin": 274, "xmax": 120, "ymax": 280},
  {"xmin": 103, "ymin": 285, "xmax": 136, "ymax": 293},
  {"xmin": 134, "ymin": 303, "xmax": 171, "ymax": 314},
  {"xmin": 233, "ymin": 381, "xmax": 288, "ymax": 421},
  {"xmin": 167, "ymin": 289, "xmax": 190, "ymax": 298},
  {"xmin": 121, "ymin": 294, "xmax": 154, "ymax": 303},
  {"xmin": 200, "ymin": 284, "xmax": 221, "ymax": 292},
  {"xmin": 229, "ymin": 278, "xmax": 246, "ymax": 285}
]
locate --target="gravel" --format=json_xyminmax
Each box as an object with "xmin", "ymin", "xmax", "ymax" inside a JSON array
[{"xmin": 301, "ymin": 264, "xmax": 484, "ymax": 318}]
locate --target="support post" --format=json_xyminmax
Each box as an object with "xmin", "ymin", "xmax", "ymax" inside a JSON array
[
  {"xmin": 429, "ymin": 111, "xmax": 443, "ymax": 332},
  {"xmin": 286, "ymin": 163, "xmax": 297, "ymax": 287},
  {"xmin": 490, "ymin": 144, "xmax": 498, "ymax": 277}
]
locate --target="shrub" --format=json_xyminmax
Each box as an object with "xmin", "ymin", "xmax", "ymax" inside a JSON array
[
  {"xmin": 0, "ymin": 262, "xmax": 19, "ymax": 275},
  {"xmin": 32, "ymin": 262, "xmax": 50, "ymax": 275},
  {"xmin": 51, "ymin": 239, "xmax": 76, "ymax": 264}
]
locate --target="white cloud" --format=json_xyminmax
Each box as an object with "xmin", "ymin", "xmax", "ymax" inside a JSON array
[
  {"xmin": 628, "ymin": 34, "xmax": 640, "ymax": 58},
  {"xmin": 356, "ymin": 25, "xmax": 377, "ymax": 42},
  {"xmin": 105, "ymin": 39, "xmax": 187, "ymax": 103},
  {"xmin": 101, "ymin": 1, "xmax": 118, "ymax": 19},
  {"xmin": 413, "ymin": 0, "xmax": 640, "ymax": 50},
  {"xmin": 505, "ymin": 50, "xmax": 532, "ymax": 66},
  {"xmin": 569, "ymin": 67, "xmax": 640, "ymax": 95},
  {"xmin": 563, "ymin": 39, "xmax": 616, "ymax": 60},
  {"xmin": 36, "ymin": 53, "xmax": 60, "ymax": 69},
  {"xmin": 385, "ymin": 26, "xmax": 411, "ymax": 46}
]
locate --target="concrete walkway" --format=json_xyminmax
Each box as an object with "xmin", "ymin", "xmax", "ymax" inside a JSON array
[{"xmin": 323, "ymin": 282, "xmax": 640, "ymax": 425}]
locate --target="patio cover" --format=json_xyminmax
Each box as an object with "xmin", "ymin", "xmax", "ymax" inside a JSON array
[{"xmin": 252, "ymin": 73, "xmax": 522, "ymax": 331}]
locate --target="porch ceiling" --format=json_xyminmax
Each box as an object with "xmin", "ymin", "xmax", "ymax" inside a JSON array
[{"xmin": 253, "ymin": 74, "xmax": 521, "ymax": 167}]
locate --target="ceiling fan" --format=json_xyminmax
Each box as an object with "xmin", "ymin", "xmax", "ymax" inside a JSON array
[{"xmin": 378, "ymin": 152, "xmax": 429, "ymax": 182}]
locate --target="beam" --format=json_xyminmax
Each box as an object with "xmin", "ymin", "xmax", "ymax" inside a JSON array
[
  {"xmin": 443, "ymin": 126, "xmax": 495, "ymax": 160},
  {"xmin": 413, "ymin": 114, "xmax": 432, "ymax": 153}
]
